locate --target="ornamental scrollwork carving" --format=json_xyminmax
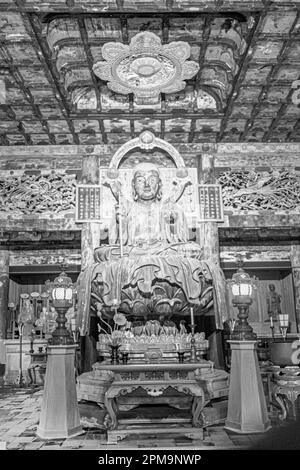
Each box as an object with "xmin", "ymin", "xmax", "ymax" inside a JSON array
[
  {"xmin": 218, "ymin": 169, "xmax": 300, "ymax": 211},
  {"xmin": 0, "ymin": 172, "xmax": 76, "ymax": 217}
]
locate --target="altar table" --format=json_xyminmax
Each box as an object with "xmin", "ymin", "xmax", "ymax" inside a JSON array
[{"xmin": 95, "ymin": 361, "xmax": 228, "ymax": 444}]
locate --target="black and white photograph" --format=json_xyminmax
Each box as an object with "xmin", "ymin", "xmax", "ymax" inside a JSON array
[{"xmin": 0, "ymin": 0, "xmax": 300, "ymax": 461}]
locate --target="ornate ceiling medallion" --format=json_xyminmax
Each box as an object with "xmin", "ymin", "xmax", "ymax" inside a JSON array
[{"xmin": 93, "ymin": 32, "xmax": 199, "ymax": 103}]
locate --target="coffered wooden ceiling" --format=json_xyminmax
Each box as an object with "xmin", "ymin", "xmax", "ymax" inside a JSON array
[{"xmin": 0, "ymin": 0, "xmax": 299, "ymax": 147}]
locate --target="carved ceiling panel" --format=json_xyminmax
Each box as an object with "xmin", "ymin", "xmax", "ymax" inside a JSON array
[
  {"xmin": 0, "ymin": 1, "xmax": 299, "ymax": 146},
  {"xmin": 92, "ymin": 31, "xmax": 200, "ymax": 103}
]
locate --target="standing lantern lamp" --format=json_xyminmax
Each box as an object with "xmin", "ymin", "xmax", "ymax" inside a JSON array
[
  {"xmin": 48, "ymin": 272, "xmax": 74, "ymax": 346},
  {"xmin": 228, "ymin": 259, "xmax": 257, "ymax": 341},
  {"xmin": 225, "ymin": 257, "xmax": 270, "ymax": 434},
  {"xmin": 37, "ymin": 270, "xmax": 83, "ymax": 439}
]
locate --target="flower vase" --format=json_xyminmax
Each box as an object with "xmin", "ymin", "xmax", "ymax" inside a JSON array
[{"xmin": 109, "ymin": 344, "xmax": 120, "ymax": 364}]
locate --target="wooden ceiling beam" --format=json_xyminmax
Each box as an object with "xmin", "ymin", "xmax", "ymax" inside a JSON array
[
  {"xmin": 195, "ymin": 15, "xmax": 213, "ymax": 93},
  {"xmin": 217, "ymin": 12, "xmax": 265, "ymax": 141},
  {"xmin": 286, "ymin": 118, "xmax": 300, "ymax": 142},
  {"xmin": 77, "ymin": 16, "xmax": 107, "ymax": 143},
  {"xmin": 69, "ymin": 111, "xmax": 224, "ymax": 120},
  {"xmin": 77, "ymin": 17, "xmax": 101, "ymax": 112},
  {"xmin": 0, "ymin": 42, "xmax": 56, "ymax": 144},
  {"xmin": 0, "ymin": 5, "xmax": 259, "ymax": 15},
  {"xmin": 188, "ymin": 119, "xmax": 196, "ymax": 143},
  {"xmin": 240, "ymin": 41, "xmax": 292, "ymax": 141},
  {"xmin": 22, "ymin": 11, "xmax": 79, "ymax": 144},
  {"xmin": 262, "ymin": 11, "xmax": 300, "ymax": 142}
]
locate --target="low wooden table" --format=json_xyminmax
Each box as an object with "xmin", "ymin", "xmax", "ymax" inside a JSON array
[{"xmin": 96, "ymin": 361, "xmax": 228, "ymax": 444}]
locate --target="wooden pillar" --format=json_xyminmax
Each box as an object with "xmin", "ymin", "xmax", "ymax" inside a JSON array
[
  {"xmin": 197, "ymin": 145, "xmax": 224, "ymax": 368},
  {"xmin": 197, "ymin": 144, "xmax": 220, "ymax": 266},
  {"xmin": 0, "ymin": 250, "xmax": 9, "ymax": 340},
  {"xmin": 80, "ymin": 154, "xmax": 100, "ymax": 271},
  {"xmin": 291, "ymin": 245, "xmax": 300, "ymax": 331},
  {"xmin": 79, "ymin": 154, "xmax": 100, "ymax": 372}
]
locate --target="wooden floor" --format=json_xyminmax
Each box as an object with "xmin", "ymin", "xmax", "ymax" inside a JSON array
[{"xmin": 0, "ymin": 384, "xmax": 299, "ymax": 450}]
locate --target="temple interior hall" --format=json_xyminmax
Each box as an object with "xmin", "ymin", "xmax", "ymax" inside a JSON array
[{"xmin": 0, "ymin": 0, "xmax": 300, "ymax": 453}]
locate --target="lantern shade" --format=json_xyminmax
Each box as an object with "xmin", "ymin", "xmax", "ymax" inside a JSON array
[
  {"xmin": 52, "ymin": 287, "xmax": 65, "ymax": 300},
  {"xmin": 230, "ymin": 267, "xmax": 254, "ymax": 300},
  {"xmin": 232, "ymin": 283, "xmax": 252, "ymax": 297},
  {"xmin": 278, "ymin": 314, "xmax": 289, "ymax": 328},
  {"xmin": 65, "ymin": 288, "xmax": 73, "ymax": 300},
  {"xmin": 51, "ymin": 272, "xmax": 74, "ymax": 306}
]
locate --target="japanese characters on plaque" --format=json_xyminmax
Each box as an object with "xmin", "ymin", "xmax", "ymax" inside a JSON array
[
  {"xmin": 198, "ymin": 184, "xmax": 224, "ymax": 222},
  {"xmin": 75, "ymin": 185, "xmax": 101, "ymax": 222}
]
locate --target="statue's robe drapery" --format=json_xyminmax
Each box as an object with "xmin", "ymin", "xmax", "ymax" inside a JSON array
[
  {"xmin": 109, "ymin": 199, "xmax": 189, "ymax": 247},
  {"xmin": 77, "ymin": 195, "xmax": 229, "ymax": 370},
  {"xmin": 78, "ymin": 254, "xmax": 228, "ymax": 337}
]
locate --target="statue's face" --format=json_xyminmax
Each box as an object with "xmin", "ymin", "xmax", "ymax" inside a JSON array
[{"xmin": 133, "ymin": 169, "xmax": 160, "ymax": 201}]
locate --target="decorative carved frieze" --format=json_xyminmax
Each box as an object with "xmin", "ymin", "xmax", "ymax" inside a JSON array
[
  {"xmin": 0, "ymin": 172, "xmax": 76, "ymax": 217},
  {"xmin": 218, "ymin": 169, "xmax": 300, "ymax": 211}
]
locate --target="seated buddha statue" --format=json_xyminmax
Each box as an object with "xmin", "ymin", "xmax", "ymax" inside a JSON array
[
  {"xmin": 94, "ymin": 162, "xmax": 201, "ymax": 261},
  {"xmin": 78, "ymin": 162, "xmax": 228, "ymax": 338}
]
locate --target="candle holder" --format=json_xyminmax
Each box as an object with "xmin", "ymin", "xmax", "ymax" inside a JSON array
[
  {"xmin": 121, "ymin": 352, "xmax": 129, "ymax": 364},
  {"xmin": 177, "ymin": 351, "xmax": 185, "ymax": 363},
  {"xmin": 228, "ymin": 318, "xmax": 236, "ymax": 340},
  {"xmin": 109, "ymin": 344, "xmax": 120, "ymax": 364},
  {"xmin": 189, "ymin": 324, "xmax": 197, "ymax": 363},
  {"xmin": 17, "ymin": 322, "xmax": 25, "ymax": 388},
  {"xmin": 29, "ymin": 328, "xmax": 35, "ymax": 354},
  {"xmin": 269, "ymin": 317, "xmax": 275, "ymax": 342}
]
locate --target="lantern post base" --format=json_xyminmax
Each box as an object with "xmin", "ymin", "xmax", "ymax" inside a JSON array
[
  {"xmin": 225, "ymin": 340, "xmax": 271, "ymax": 434},
  {"xmin": 37, "ymin": 344, "xmax": 83, "ymax": 439},
  {"xmin": 231, "ymin": 324, "xmax": 257, "ymax": 341},
  {"xmin": 48, "ymin": 306, "xmax": 74, "ymax": 346},
  {"xmin": 231, "ymin": 302, "xmax": 257, "ymax": 341}
]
